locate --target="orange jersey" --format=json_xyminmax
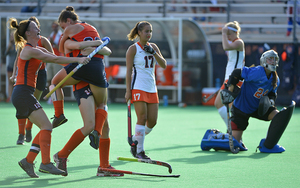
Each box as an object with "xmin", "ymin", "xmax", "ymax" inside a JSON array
[
  {"xmin": 15, "ymin": 43, "xmax": 42, "ymax": 88},
  {"xmin": 66, "ymin": 22, "xmax": 103, "ymax": 59},
  {"xmin": 37, "ymin": 38, "xmax": 46, "ymax": 70}
]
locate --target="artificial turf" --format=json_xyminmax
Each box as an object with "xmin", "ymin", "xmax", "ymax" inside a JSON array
[{"xmin": 0, "ymin": 101, "xmax": 299, "ymax": 188}]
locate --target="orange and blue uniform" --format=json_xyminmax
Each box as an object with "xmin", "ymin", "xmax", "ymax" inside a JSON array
[
  {"xmin": 64, "ymin": 22, "xmax": 108, "ymax": 88},
  {"xmin": 12, "ymin": 43, "xmax": 43, "ymax": 119}
]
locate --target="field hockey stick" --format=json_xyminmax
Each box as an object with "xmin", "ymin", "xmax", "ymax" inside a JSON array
[
  {"xmin": 99, "ymin": 168, "xmax": 180, "ymax": 178},
  {"xmin": 226, "ymin": 103, "xmax": 240, "ymax": 154},
  {"xmin": 117, "ymin": 157, "xmax": 172, "ymax": 174},
  {"xmin": 202, "ymin": 89, "xmax": 219, "ymax": 103},
  {"xmin": 44, "ymin": 38, "xmax": 110, "ymax": 99},
  {"xmin": 127, "ymin": 100, "xmax": 138, "ymax": 147}
]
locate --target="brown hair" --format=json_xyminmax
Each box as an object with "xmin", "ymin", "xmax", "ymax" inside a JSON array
[
  {"xmin": 127, "ymin": 21, "xmax": 151, "ymax": 41},
  {"xmin": 8, "ymin": 17, "xmax": 31, "ymax": 50},
  {"xmin": 225, "ymin": 21, "xmax": 241, "ymax": 37},
  {"xmin": 58, "ymin": 6, "xmax": 79, "ymax": 23},
  {"xmin": 29, "ymin": 16, "xmax": 40, "ymax": 27},
  {"xmin": 272, "ymin": 71, "xmax": 278, "ymax": 90}
]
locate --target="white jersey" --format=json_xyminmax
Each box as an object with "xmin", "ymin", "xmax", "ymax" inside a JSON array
[
  {"xmin": 224, "ymin": 43, "xmax": 245, "ymax": 81},
  {"xmin": 131, "ymin": 42, "xmax": 157, "ymax": 93}
]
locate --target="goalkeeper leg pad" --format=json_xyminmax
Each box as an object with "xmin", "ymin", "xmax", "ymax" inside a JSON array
[
  {"xmin": 264, "ymin": 101, "xmax": 295, "ymax": 149},
  {"xmin": 200, "ymin": 129, "xmax": 247, "ymax": 151}
]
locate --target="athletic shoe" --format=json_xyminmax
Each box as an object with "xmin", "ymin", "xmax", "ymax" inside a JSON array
[
  {"xmin": 17, "ymin": 134, "xmax": 25, "ymax": 145},
  {"xmin": 18, "ymin": 158, "xmax": 39, "ymax": 178},
  {"xmin": 89, "ymin": 130, "xmax": 100, "ymax": 150},
  {"xmin": 96, "ymin": 165, "xmax": 124, "ymax": 177},
  {"xmin": 25, "ymin": 129, "xmax": 32, "ymax": 143},
  {"xmin": 51, "ymin": 114, "xmax": 68, "ymax": 129},
  {"xmin": 53, "ymin": 152, "xmax": 68, "ymax": 176},
  {"xmin": 39, "ymin": 162, "xmax": 65, "ymax": 175},
  {"xmin": 257, "ymin": 138, "xmax": 285, "ymax": 153},
  {"xmin": 135, "ymin": 151, "xmax": 151, "ymax": 160}
]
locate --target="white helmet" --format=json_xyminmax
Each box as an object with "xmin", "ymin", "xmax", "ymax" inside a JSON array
[{"xmin": 260, "ymin": 50, "xmax": 279, "ymax": 72}]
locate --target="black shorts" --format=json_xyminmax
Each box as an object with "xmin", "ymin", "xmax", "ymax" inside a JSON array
[
  {"xmin": 11, "ymin": 85, "xmax": 42, "ymax": 119},
  {"xmin": 64, "ymin": 56, "xmax": 109, "ymax": 88},
  {"xmin": 73, "ymin": 85, "xmax": 93, "ymax": 106},
  {"xmin": 36, "ymin": 69, "xmax": 47, "ymax": 91},
  {"xmin": 230, "ymin": 105, "xmax": 277, "ymax": 131}
]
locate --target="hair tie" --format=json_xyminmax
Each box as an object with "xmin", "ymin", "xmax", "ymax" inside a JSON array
[
  {"xmin": 24, "ymin": 20, "xmax": 31, "ymax": 32},
  {"xmin": 21, "ymin": 20, "xmax": 31, "ymax": 38},
  {"xmin": 137, "ymin": 22, "xmax": 142, "ymax": 30},
  {"xmin": 227, "ymin": 26, "xmax": 237, "ymax": 32}
]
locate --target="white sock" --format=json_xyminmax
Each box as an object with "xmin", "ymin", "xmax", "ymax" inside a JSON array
[
  {"xmin": 218, "ymin": 105, "xmax": 228, "ymax": 128},
  {"xmin": 134, "ymin": 124, "xmax": 145, "ymax": 154},
  {"xmin": 145, "ymin": 125, "xmax": 153, "ymax": 135},
  {"xmin": 133, "ymin": 125, "xmax": 152, "ymax": 140},
  {"xmin": 49, "ymin": 85, "xmax": 57, "ymax": 102}
]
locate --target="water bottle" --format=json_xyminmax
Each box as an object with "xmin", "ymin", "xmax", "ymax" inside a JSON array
[
  {"xmin": 215, "ymin": 78, "xmax": 221, "ymax": 89},
  {"xmin": 163, "ymin": 95, "xmax": 168, "ymax": 106}
]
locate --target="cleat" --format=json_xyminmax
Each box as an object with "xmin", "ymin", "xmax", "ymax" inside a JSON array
[
  {"xmin": 89, "ymin": 130, "xmax": 100, "ymax": 150},
  {"xmin": 53, "ymin": 152, "xmax": 68, "ymax": 176},
  {"xmin": 135, "ymin": 151, "xmax": 151, "ymax": 160},
  {"xmin": 39, "ymin": 162, "xmax": 65, "ymax": 175},
  {"xmin": 257, "ymin": 138, "xmax": 285, "ymax": 153},
  {"xmin": 18, "ymin": 158, "xmax": 39, "ymax": 178},
  {"xmin": 17, "ymin": 134, "xmax": 25, "ymax": 145},
  {"xmin": 51, "ymin": 114, "xmax": 68, "ymax": 129},
  {"xmin": 25, "ymin": 129, "xmax": 32, "ymax": 142},
  {"xmin": 96, "ymin": 165, "xmax": 124, "ymax": 177}
]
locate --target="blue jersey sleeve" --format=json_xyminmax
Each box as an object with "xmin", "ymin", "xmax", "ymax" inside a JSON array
[{"xmin": 241, "ymin": 66, "xmax": 264, "ymax": 82}]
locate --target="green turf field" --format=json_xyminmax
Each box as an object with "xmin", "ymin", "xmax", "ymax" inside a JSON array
[{"xmin": 0, "ymin": 101, "xmax": 299, "ymax": 188}]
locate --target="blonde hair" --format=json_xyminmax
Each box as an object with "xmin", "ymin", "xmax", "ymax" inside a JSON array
[
  {"xmin": 8, "ymin": 17, "xmax": 31, "ymax": 50},
  {"xmin": 127, "ymin": 21, "xmax": 151, "ymax": 41},
  {"xmin": 225, "ymin": 21, "xmax": 241, "ymax": 36}
]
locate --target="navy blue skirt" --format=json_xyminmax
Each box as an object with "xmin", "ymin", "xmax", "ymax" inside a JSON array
[
  {"xmin": 12, "ymin": 85, "xmax": 42, "ymax": 119},
  {"xmin": 64, "ymin": 57, "xmax": 109, "ymax": 88}
]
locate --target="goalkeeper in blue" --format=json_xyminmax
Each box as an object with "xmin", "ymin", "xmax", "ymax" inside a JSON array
[{"xmin": 201, "ymin": 50, "xmax": 295, "ymax": 153}]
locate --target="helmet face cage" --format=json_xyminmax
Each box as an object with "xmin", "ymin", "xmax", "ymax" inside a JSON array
[{"xmin": 260, "ymin": 50, "xmax": 279, "ymax": 72}]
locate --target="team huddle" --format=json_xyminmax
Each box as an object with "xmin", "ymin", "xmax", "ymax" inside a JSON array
[{"xmin": 8, "ymin": 6, "xmax": 295, "ymax": 178}]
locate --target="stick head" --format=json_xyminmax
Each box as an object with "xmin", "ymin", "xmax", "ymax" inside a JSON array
[
  {"xmin": 127, "ymin": 136, "xmax": 138, "ymax": 147},
  {"xmin": 232, "ymin": 147, "xmax": 240, "ymax": 154}
]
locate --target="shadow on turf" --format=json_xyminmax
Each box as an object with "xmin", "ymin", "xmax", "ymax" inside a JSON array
[
  {"xmin": 148, "ymin": 142, "xmax": 270, "ymax": 165},
  {"xmin": 1, "ymin": 175, "xmax": 163, "ymax": 188},
  {"xmin": 168, "ymin": 150, "xmax": 270, "ymax": 165},
  {"xmin": 1, "ymin": 165, "xmax": 164, "ymax": 187},
  {"xmin": 0, "ymin": 145, "xmax": 21, "ymax": 150},
  {"xmin": 134, "ymin": 144, "xmax": 271, "ymax": 165}
]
